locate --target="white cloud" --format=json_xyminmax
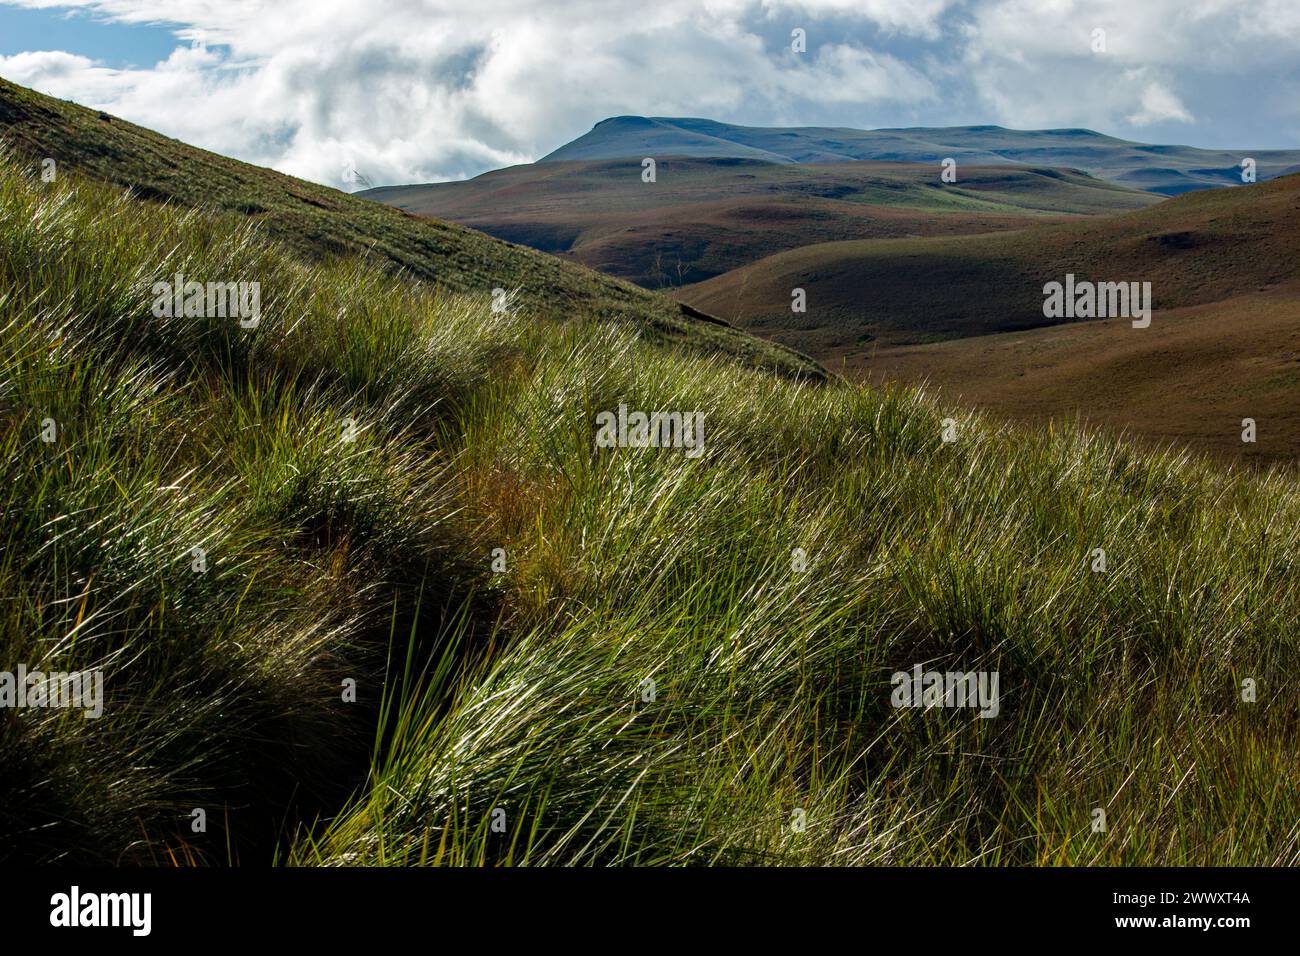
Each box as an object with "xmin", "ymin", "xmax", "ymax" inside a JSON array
[
  {"xmin": 1125, "ymin": 74, "xmax": 1193, "ymax": 126},
  {"xmin": 0, "ymin": 49, "xmax": 99, "ymax": 83}
]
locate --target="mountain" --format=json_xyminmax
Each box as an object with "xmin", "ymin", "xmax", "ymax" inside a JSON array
[
  {"xmin": 364, "ymin": 156, "xmax": 1159, "ymax": 288},
  {"xmin": 542, "ymin": 116, "xmax": 1300, "ymax": 195},
  {"xmin": 0, "ymin": 78, "xmax": 821, "ymax": 380}
]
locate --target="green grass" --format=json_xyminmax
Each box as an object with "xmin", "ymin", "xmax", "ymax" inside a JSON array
[
  {"xmin": 2, "ymin": 136, "xmax": 1299, "ymax": 867},
  {"xmin": 0, "ymin": 77, "xmax": 822, "ymax": 382}
]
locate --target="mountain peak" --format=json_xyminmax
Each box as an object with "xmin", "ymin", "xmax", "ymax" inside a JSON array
[{"xmin": 593, "ymin": 115, "xmax": 656, "ymax": 128}]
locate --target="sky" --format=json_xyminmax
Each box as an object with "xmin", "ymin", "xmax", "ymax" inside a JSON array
[{"xmin": 2, "ymin": 0, "xmax": 1298, "ymax": 190}]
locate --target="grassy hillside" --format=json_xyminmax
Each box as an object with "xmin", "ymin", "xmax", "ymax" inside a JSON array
[
  {"xmin": 365, "ymin": 157, "xmax": 1157, "ymax": 288},
  {"xmin": 544, "ymin": 116, "xmax": 1300, "ymax": 194},
  {"xmin": 681, "ymin": 171, "xmax": 1300, "ymax": 349},
  {"xmin": 3, "ymin": 130, "xmax": 1300, "ymax": 867},
  {"xmin": 0, "ymin": 77, "xmax": 821, "ymax": 380}
]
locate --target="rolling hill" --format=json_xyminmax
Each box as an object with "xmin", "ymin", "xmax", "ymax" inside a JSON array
[
  {"xmin": 0, "ymin": 78, "xmax": 821, "ymax": 380},
  {"xmin": 679, "ymin": 171, "xmax": 1300, "ymax": 460},
  {"xmin": 542, "ymin": 116, "xmax": 1300, "ymax": 195},
  {"xmin": 681, "ymin": 171, "xmax": 1300, "ymax": 349},
  {"xmin": 364, "ymin": 156, "xmax": 1158, "ymax": 288}
]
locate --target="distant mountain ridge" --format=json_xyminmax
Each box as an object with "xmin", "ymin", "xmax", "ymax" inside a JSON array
[{"xmin": 542, "ymin": 116, "xmax": 1300, "ymax": 195}]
